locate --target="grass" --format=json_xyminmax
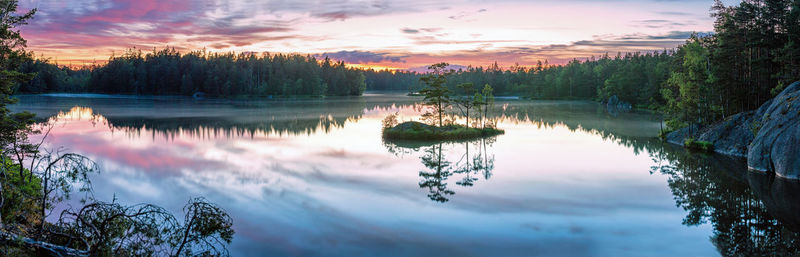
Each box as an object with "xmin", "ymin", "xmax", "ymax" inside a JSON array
[
  {"xmin": 684, "ymin": 138, "xmax": 714, "ymax": 152},
  {"xmin": 658, "ymin": 128, "xmax": 675, "ymax": 140},
  {"xmin": 382, "ymin": 121, "xmax": 504, "ymax": 141}
]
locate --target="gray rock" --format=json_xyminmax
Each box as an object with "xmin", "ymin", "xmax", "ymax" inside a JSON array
[
  {"xmin": 664, "ymin": 81, "xmax": 800, "ymax": 176},
  {"xmin": 665, "ymin": 111, "xmax": 754, "ymax": 157},
  {"xmin": 748, "ymin": 81, "xmax": 800, "ymax": 179},
  {"xmin": 606, "ymin": 95, "xmax": 632, "ymax": 116},
  {"xmin": 665, "ymin": 124, "xmax": 699, "ymax": 146},
  {"xmin": 696, "ymin": 111, "xmax": 755, "ymax": 157}
]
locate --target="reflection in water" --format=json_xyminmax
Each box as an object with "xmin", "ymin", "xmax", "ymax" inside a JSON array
[
  {"xmin": 650, "ymin": 145, "xmax": 800, "ymax": 256},
  {"xmin": 13, "ymin": 95, "xmax": 661, "ymax": 141},
  {"xmin": 11, "ymin": 94, "xmax": 800, "ymax": 256},
  {"xmin": 418, "ymin": 143, "xmax": 454, "ymax": 202},
  {"xmin": 16, "ymin": 94, "xmax": 417, "ymax": 139},
  {"xmin": 385, "ymin": 138, "xmax": 496, "ymax": 202}
]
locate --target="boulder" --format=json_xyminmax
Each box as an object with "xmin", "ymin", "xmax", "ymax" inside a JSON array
[
  {"xmin": 665, "ymin": 111, "xmax": 754, "ymax": 157},
  {"xmin": 696, "ymin": 111, "xmax": 755, "ymax": 157},
  {"xmin": 664, "ymin": 81, "xmax": 800, "ymax": 178},
  {"xmin": 606, "ymin": 95, "xmax": 632, "ymax": 116},
  {"xmin": 748, "ymin": 81, "xmax": 800, "ymax": 179},
  {"xmin": 665, "ymin": 124, "xmax": 698, "ymax": 146}
]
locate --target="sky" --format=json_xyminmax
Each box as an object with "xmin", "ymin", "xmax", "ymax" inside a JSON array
[{"xmin": 17, "ymin": 0, "xmax": 739, "ymax": 69}]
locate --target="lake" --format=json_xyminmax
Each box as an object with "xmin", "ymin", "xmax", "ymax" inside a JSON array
[{"xmin": 11, "ymin": 93, "xmax": 800, "ymax": 256}]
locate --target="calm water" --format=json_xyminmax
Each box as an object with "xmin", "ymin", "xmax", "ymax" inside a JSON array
[{"xmin": 11, "ymin": 94, "xmax": 800, "ymax": 256}]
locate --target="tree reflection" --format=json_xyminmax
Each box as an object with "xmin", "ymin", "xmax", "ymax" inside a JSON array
[
  {"xmin": 385, "ymin": 137, "xmax": 496, "ymax": 203},
  {"xmin": 418, "ymin": 143, "xmax": 454, "ymax": 202},
  {"xmin": 650, "ymin": 144, "xmax": 800, "ymax": 256}
]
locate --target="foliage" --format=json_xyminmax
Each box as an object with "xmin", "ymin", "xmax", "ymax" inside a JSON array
[
  {"xmin": 453, "ymin": 83, "xmax": 476, "ymax": 128},
  {"xmin": 477, "ymin": 84, "xmax": 495, "ymax": 128},
  {"xmin": 657, "ymin": 127, "xmax": 675, "ymax": 140},
  {"xmin": 363, "ymin": 69, "xmax": 422, "ymax": 92},
  {"xmin": 709, "ymin": 0, "xmax": 800, "ymax": 114},
  {"xmin": 17, "ymin": 49, "xmax": 367, "ymax": 97},
  {"xmin": 661, "ymin": 36, "xmax": 722, "ymax": 127},
  {"xmin": 0, "ymin": 158, "xmax": 41, "ymax": 235},
  {"xmin": 419, "ymin": 63, "xmax": 452, "ymax": 127},
  {"xmin": 382, "ymin": 121, "xmax": 504, "ymax": 141},
  {"xmin": 683, "ymin": 138, "xmax": 715, "ymax": 152},
  {"xmin": 0, "ymin": 0, "xmax": 38, "ymax": 234},
  {"xmin": 55, "ymin": 197, "xmax": 233, "ymax": 257},
  {"xmin": 16, "ymin": 59, "xmax": 91, "ymax": 92},
  {"xmin": 381, "ymin": 112, "xmax": 399, "ymax": 129},
  {"xmin": 1, "ymin": 2, "xmax": 237, "ymax": 255}
]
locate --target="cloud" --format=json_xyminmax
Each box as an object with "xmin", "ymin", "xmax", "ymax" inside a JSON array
[
  {"xmin": 17, "ymin": 0, "xmax": 718, "ymax": 68},
  {"xmin": 407, "ymin": 64, "xmax": 469, "ymax": 73},
  {"xmin": 616, "ymin": 31, "xmax": 710, "ymax": 40},
  {"xmin": 379, "ymin": 30, "xmax": 699, "ymax": 68},
  {"xmin": 401, "ymin": 28, "xmax": 420, "ymax": 34},
  {"xmin": 448, "ymin": 8, "xmax": 488, "ymax": 20},
  {"xmin": 656, "ymin": 11, "xmax": 692, "ymax": 16},
  {"xmin": 634, "ymin": 19, "xmax": 696, "ymax": 28},
  {"xmin": 645, "ymin": 30, "xmax": 703, "ymax": 39},
  {"xmin": 315, "ymin": 51, "xmax": 407, "ymax": 64}
]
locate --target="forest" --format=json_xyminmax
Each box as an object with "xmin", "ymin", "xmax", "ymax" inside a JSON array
[
  {"xmin": 18, "ymin": 49, "xmax": 367, "ymax": 97},
  {"xmin": 13, "ymin": 0, "xmax": 800, "ymax": 130}
]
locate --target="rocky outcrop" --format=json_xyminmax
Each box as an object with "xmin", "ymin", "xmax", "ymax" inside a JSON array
[
  {"xmin": 748, "ymin": 81, "xmax": 800, "ymax": 179},
  {"xmin": 666, "ymin": 111, "xmax": 755, "ymax": 157},
  {"xmin": 605, "ymin": 95, "xmax": 632, "ymax": 116},
  {"xmin": 665, "ymin": 124, "xmax": 696, "ymax": 145},
  {"xmin": 666, "ymin": 81, "xmax": 800, "ymax": 179}
]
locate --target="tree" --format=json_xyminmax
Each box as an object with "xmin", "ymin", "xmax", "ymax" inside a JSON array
[
  {"xmin": 454, "ymin": 82, "xmax": 475, "ymax": 128},
  {"xmin": 56, "ymin": 197, "xmax": 233, "ymax": 256},
  {"xmin": 0, "ymin": 3, "xmax": 236, "ymax": 255},
  {"xmin": 662, "ymin": 36, "xmax": 721, "ymax": 128},
  {"xmin": 479, "ymin": 84, "xmax": 495, "ymax": 129},
  {"xmin": 418, "ymin": 143, "xmax": 454, "ymax": 202},
  {"xmin": 0, "ymin": 0, "xmax": 37, "ymax": 231},
  {"xmin": 419, "ymin": 63, "xmax": 452, "ymax": 127}
]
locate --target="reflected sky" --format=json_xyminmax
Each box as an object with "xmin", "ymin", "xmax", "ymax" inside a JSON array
[{"xmin": 14, "ymin": 94, "xmax": 721, "ymax": 256}]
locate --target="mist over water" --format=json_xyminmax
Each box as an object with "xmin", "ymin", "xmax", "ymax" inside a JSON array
[{"xmin": 11, "ymin": 94, "xmax": 800, "ymax": 256}]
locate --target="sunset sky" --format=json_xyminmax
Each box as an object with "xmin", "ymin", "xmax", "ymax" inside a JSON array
[{"xmin": 18, "ymin": 0, "xmax": 738, "ymax": 69}]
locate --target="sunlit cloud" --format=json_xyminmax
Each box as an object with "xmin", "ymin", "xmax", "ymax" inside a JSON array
[{"xmin": 18, "ymin": 0, "xmax": 736, "ymax": 68}]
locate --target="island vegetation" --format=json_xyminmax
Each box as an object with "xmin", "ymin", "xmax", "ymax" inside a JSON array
[
  {"xmin": 1, "ymin": 1, "xmax": 234, "ymax": 256},
  {"xmin": 382, "ymin": 63, "xmax": 504, "ymax": 141}
]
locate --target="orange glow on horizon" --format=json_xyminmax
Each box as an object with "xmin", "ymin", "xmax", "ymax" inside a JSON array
[{"xmin": 344, "ymin": 63, "xmax": 404, "ymax": 71}]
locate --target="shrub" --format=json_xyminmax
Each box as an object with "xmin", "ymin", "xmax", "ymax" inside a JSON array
[
  {"xmin": 382, "ymin": 112, "xmax": 399, "ymax": 129},
  {"xmin": 684, "ymin": 138, "xmax": 714, "ymax": 152},
  {"xmin": 382, "ymin": 121, "xmax": 504, "ymax": 141}
]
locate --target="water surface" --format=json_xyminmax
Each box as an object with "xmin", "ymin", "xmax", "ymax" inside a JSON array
[{"xmin": 12, "ymin": 94, "xmax": 800, "ymax": 256}]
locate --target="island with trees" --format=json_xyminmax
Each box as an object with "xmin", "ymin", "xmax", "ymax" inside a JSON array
[{"xmin": 382, "ymin": 63, "xmax": 504, "ymax": 141}]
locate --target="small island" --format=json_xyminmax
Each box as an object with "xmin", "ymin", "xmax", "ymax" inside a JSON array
[
  {"xmin": 383, "ymin": 63, "xmax": 505, "ymax": 141},
  {"xmin": 383, "ymin": 121, "xmax": 504, "ymax": 140}
]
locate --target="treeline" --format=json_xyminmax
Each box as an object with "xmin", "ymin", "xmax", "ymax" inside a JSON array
[
  {"xmin": 363, "ymin": 69, "xmax": 422, "ymax": 91},
  {"xmin": 364, "ymin": 53, "xmax": 673, "ymax": 109},
  {"xmin": 16, "ymin": 59, "xmax": 91, "ymax": 92},
  {"xmin": 368, "ymin": 0, "xmax": 800, "ymax": 129},
  {"xmin": 661, "ymin": 0, "xmax": 800, "ymax": 128},
  {"xmin": 17, "ymin": 48, "xmax": 368, "ymax": 97}
]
